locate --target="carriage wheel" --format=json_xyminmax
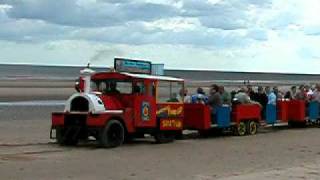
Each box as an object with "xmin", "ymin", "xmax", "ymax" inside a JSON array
[
  {"xmin": 247, "ymin": 121, "xmax": 258, "ymax": 135},
  {"xmin": 235, "ymin": 122, "xmax": 247, "ymax": 136}
]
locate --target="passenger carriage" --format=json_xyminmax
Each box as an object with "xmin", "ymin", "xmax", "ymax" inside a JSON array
[
  {"xmin": 183, "ymin": 103, "xmax": 261, "ymax": 136},
  {"xmin": 265, "ymin": 100, "xmax": 320, "ymax": 127}
]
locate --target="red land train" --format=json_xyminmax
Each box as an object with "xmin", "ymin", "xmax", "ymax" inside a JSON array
[{"xmin": 50, "ymin": 65, "xmax": 319, "ymax": 148}]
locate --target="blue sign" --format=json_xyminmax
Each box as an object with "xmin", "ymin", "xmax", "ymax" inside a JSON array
[{"xmin": 114, "ymin": 58, "xmax": 151, "ymax": 74}]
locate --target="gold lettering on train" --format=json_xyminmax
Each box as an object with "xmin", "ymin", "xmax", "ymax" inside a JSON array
[{"xmin": 157, "ymin": 106, "xmax": 183, "ymax": 116}]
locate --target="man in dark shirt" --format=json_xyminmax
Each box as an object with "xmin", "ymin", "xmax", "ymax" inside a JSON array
[
  {"xmin": 208, "ymin": 84, "xmax": 222, "ymax": 124},
  {"xmin": 255, "ymin": 86, "xmax": 268, "ymax": 118},
  {"xmin": 247, "ymin": 85, "xmax": 258, "ymax": 101}
]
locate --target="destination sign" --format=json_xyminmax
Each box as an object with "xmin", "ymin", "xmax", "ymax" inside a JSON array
[{"xmin": 114, "ymin": 58, "xmax": 151, "ymax": 74}]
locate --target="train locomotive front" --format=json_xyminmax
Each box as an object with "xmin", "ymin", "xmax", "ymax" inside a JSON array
[{"xmin": 51, "ymin": 64, "xmax": 185, "ymax": 148}]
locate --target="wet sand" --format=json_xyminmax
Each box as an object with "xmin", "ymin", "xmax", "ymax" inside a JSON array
[
  {"xmin": 0, "ymin": 79, "xmax": 293, "ymax": 102},
  {"xmin": 0, "ymin": 79, "xmax": 74, "ymax": 101},
  {"xmin": 1, "ymin": 111, "xmax": 320, "ymax": 180},
  {"xmin": 1, "ymin": 81, "xmax": 320, "ymax": 179}
]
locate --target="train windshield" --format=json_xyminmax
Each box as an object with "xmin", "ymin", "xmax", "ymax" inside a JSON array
[
  {"xmin": 157, "ymin": 81, "xmax": 184, "ymax": 103},
  {"xmin": 91, "ymin": 80, "xmax": 132, "ymax": 94}
]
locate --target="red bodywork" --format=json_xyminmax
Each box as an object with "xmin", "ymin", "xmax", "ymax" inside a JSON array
[
  {"xmin": 157, "ymin": 103, "xmax": 184, "ymax": 130},
  {"xmin": 183, "ymin": 103, "xmax": 261, "ymax": 130},
  {"xmin": 288, "ymin": 100, "xmax": 306, "ymax": 122},
  {"xmin": 275, "ymin": 100, "xmax": 306, "ymax": 123},
  {"xmin": 52, "ymin": 109, "xmax": 135, "ymax": 132},
  {"xmin": 183, "ymin": 104, "xmax": 211, "ymax": 130},
  {"xmin": 232, "ymin": 104, "xmax": 261, "ymax": 123},
  {"xmin": 277, "ymin": 100, "xmax": 289, "ymax": 122},
  {"xmin": 52, "ymin": 72, "xmax": 184, "ymax": 134}
]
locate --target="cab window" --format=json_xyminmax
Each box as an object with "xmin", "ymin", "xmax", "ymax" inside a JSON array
[
  {"xmin": 157, "ymin": 81, "xmax": 183, "ymax": 103},
  {"xmin": 92, "ymin": 80, "xmax": 132, "ymax": 94},
  {"xmin": 133, "ymin": 81, "xmax": 145, "ymax": 94}
]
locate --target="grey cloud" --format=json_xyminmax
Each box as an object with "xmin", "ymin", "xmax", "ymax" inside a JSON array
[
  {"xmin": 0, "ymin": 0, "xmax": 272, "ymax": 47},
  {"xmin": 2, "ymin": 0, "xmax": 272, "ymax": 31},
  {"xmin": 181, "ymin": 0, "xmax": 272, "ymax": 30},
  {"xmin": 69, "ymin": 24, "xmax": 249, "ymax": 48},
  {"xmin": 0, "ymin": 7, "xmax": 73, "ymax": 43},
  {"xmin": 3, "ymin": 0, "xmax": 179, "ymax": 27},
  {"xmin": 0, "ymin": 3, "xmax": 251, "ymax": 49}
]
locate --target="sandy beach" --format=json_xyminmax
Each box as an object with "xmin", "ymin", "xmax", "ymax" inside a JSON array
[{"xmin": 1, "ymin": 80, "xmax": 320, "ymax": 179}]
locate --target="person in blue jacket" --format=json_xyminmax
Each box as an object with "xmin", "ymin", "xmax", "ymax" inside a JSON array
[{"xmin": 191, "ymin": 87, "xmax": 208, "ymax": 104}]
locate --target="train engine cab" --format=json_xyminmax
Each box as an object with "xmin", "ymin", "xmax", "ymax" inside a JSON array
[{"xmin": 51, "ymin": 59, "xmax": 184, "ymax": 148}]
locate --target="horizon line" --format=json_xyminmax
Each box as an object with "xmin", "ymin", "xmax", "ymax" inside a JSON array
[{"xmin": 1, "ymin": 62, "xmax": 320, "ymax": 76}]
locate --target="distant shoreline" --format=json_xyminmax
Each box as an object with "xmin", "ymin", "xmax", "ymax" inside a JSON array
[{"xmin": 1, "ymin": 63, "xmax": 320, "ymax": 76}]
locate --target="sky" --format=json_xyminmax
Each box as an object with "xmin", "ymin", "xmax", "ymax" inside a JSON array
[{"xmin": 0, "ymin": 0, "xmax": 320, "ymax": 73}]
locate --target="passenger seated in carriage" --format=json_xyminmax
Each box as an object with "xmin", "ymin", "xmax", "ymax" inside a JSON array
[
  {"xmin": 177, "ymin": 88, "xmax": 191, "ymax": 103},
  {"xmin": 233, "ymin": 87, "xmax": 262, "ymax": 108},
  {"xmin": 234, "ymin": 87, "xmax": 251, "ymax": 104},
  {"xmin": 191, "ymin": 87, "xmax": 208, "ymax": 104},
  {"xmin": 208, "ymin": 84, "xmax": 222, "ymax": 124},
  {"xmin": 219, "ymin": 85, "xmax": 231, "ymax": 105}
]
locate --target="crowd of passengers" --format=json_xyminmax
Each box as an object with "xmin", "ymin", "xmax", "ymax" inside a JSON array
[{"xmin": 174, "ymin": 84, "xmax": 320, "ymax": 122}]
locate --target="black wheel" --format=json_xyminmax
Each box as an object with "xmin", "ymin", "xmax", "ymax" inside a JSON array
[
  {"xmin": 154, "ymin": 131, "xmax": 175, "ymax": 143},
  {"xmin": 234, "ymin": 121, "xmax": 247, "ymax": 136},
  {"xmin": 56, "ymin": 127, "xmax": 79, "ymax": 146},
  {"xmin": 299, "ymin": 121, "xmax": 307, "ymax": 128},
  {"xmin": 175, "ymin": 130, "xmax": 184, "ymax": 140},
  {"xmin": 247, "ymin": 121, "xmax": 258, "ymax": 135},
  {"xmin": 317, "ymin": 119, "xmax": 320, "ymax": 127},
  {"xmin": 198, "ymin": 130, "xmax": 210, "ymax": 138},
  {"xmin": 288, "ymin": 120, "xmax": 295, "ymax": 128},
  {"xmin": 288, "ymin": 121, "xmax": 304, "ymax": 128},
  {"xmin": 99, "ymin": 120, "xmax": 125, "ymax": 148}
]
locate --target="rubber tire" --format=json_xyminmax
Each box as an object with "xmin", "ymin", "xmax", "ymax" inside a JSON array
[
  {"xmin": 175, "ymin": 130, "xmax": 184, "ymax": 140},
  {"xmin": 154, "ymin": 131, "xmax": 175, "ymax": 144},
  {"xmin": 247, "ymin": 121, "xmax": 258, "ymax": 135},
  {"xmin": 198, "ymin": 130, "xmax": 210, "ymax": 138},
  {"xmin": 56, "ymin": 127, "xmax": 79, "ymax": 146},
  {"xmin": 299, "ymin": 121, "xmax": 307, "ymax": 128},
  {"xmin": 99, "ymin": 120, "xmax": 125, "ymax": 148},
  {"xmin": 235, "ymin": 122, "xmax": 247, "ymax": 136},
  {"xmin": 288, "ymin": 120, "xmax": 295, "ymax": 128}
]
